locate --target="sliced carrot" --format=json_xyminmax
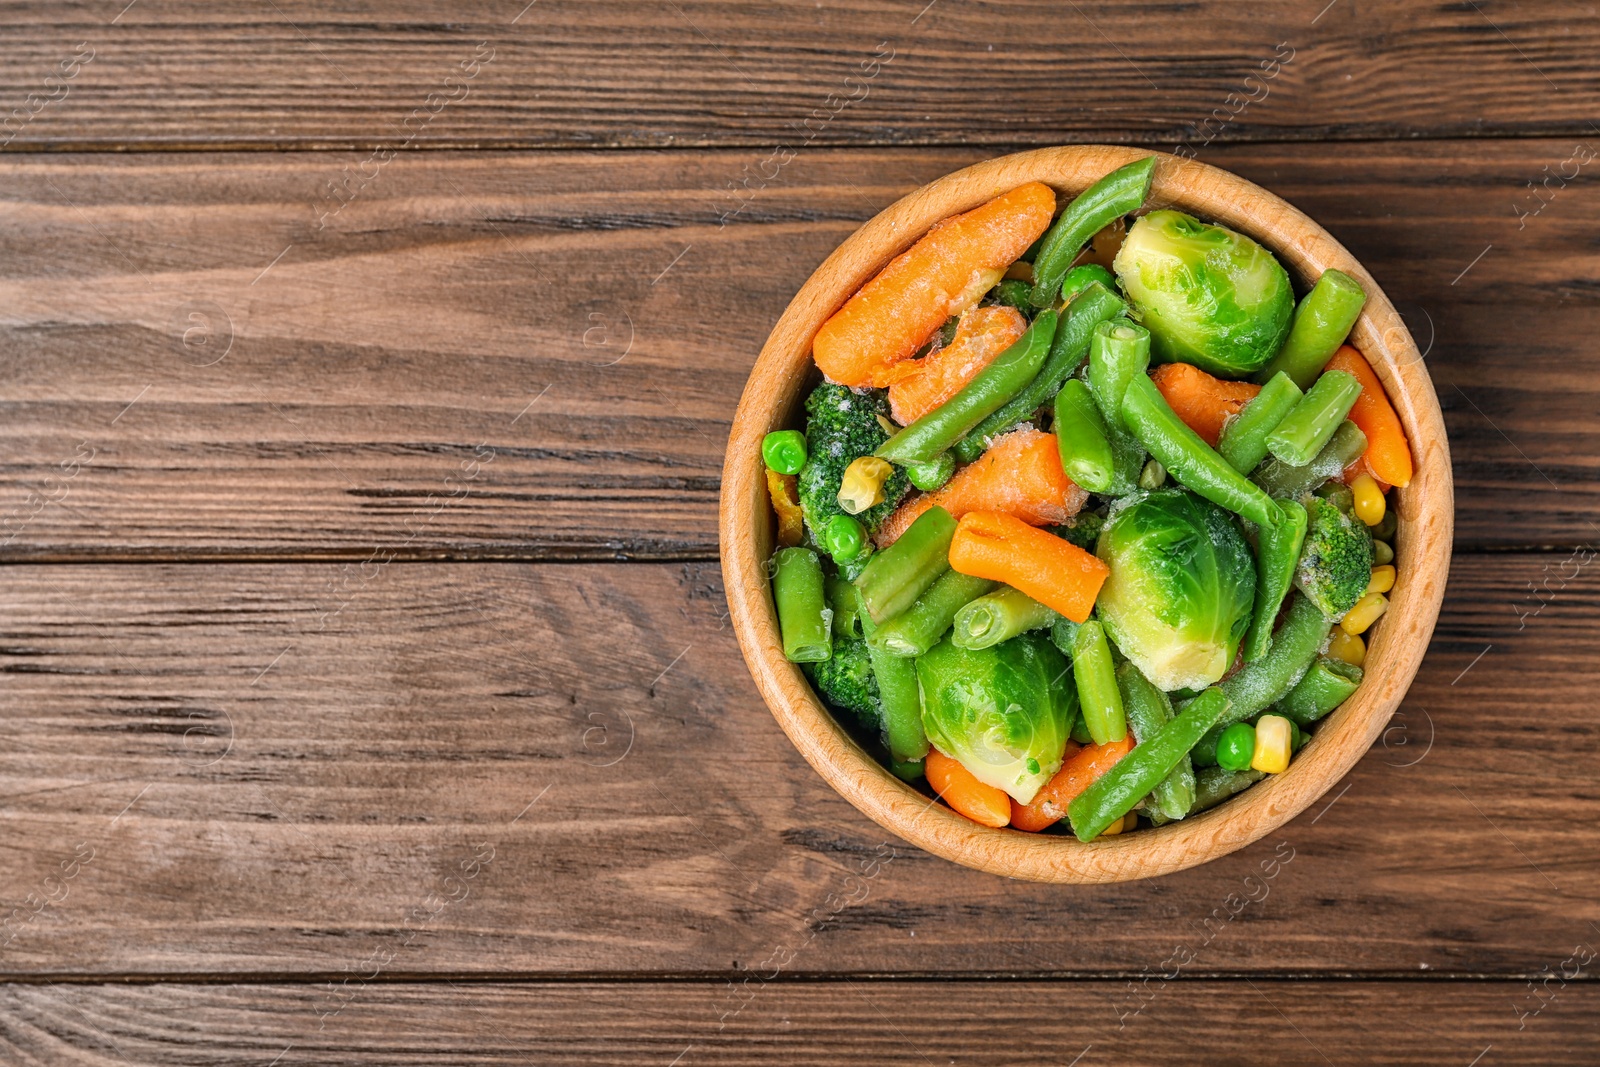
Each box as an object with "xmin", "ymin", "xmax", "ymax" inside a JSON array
[
  {"xmin": 766, "ymin": 468, "xmax": 804, "ymax": 547},
  {"xmin": 1323, "ymin": 345, "xmax": 1413, "ymax": 488},
  {"xmin": 812, "ymin": 182, "xmax": 1056, "ymax": 388},
  {"xmin": 1079, "ymin": 216, "xmax": 1126, "ymax": 271},
  {"xmin": 926, "ymin": 749, "xmax": 1011, "ymax": 828},
  {"xmin": 1010, "ymin": 737, "xmax": 1134, "ymax": 832},
  {"xmin": 1150, "ymin": 362, "xmax": 1261, "ymax": 448},
  {"xmin": 876, "ymin": 428, "xmax": 1088, "ymax": 546},
  {"xmin": 888, "ymin": 305, "xmax": 1027, "ymax": 425},
  {"xmin": 948, "ymin": 510, "xmax": 1110, "ymax": 624}
]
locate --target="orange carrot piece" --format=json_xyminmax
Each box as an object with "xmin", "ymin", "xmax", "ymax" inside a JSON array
[
  {"xmin": 876, "ymin": 428, "xmax": 1088, "ymax": 546},
  {"xmin": 1010, "ymin": 737, "xmax": 1133, "ymax": 832},
  {"xmin": 1150, "ymin": 362, "xmax": 1261, "ymax": 448},
  {"xmin": 948, "ymin": 510, "xmax": 1110, "ymax": 624},
  {"xmin": 926, "ymin": 749, "xmax": 1012, "ymax": 828},
  {"xmin": 766, "ymin": 468, "xmax": 804, "ymax": 548},
  {"xmin": 888, "ymin": 305, "xmax": 1027, "ymax": 425},
  {"xmin": 812, "ymin": 182, "xmax": 1056, "ymax": 388},
  {"xmin": 1324, "ymin": 345, "xmax": 1413, "ymax": 488}
]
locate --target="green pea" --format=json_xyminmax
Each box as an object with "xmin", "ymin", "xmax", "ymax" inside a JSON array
[
  {"xmin": 1060, "ymin": 263, "xmax": 1117, "ymax": 302},
  {"xmin": 762, "ymin": 429, "xmax": 808, "ymax": 475},
  {"xmin": 1215, "ymin": 722, "xmax": 1257, "ymax": 772},
  {"xmin": 821, "ymin": 513, "xmax": 869, "ymax": 564}
]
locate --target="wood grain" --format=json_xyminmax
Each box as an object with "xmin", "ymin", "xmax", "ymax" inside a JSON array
[
  {"xmin": 1, "ymin": 1, "xmax": 1598, "ymax": 150},
  {"xmin": 0, "ymin": 556, "xmax": 1594, "ymax": 976},
  {"xmin": 0, "ymin": 140, "xmax": 1594, "ymax": 560},
  {"xmin": 0, "ymin": 979, "xmax": 1592, "ymax": 1065}
]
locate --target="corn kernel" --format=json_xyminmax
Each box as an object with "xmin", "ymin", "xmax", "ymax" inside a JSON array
[
  {"xmin": 1341, "ymin": 592, "xmax": 1389, "ymax": 636},
  {"xmin": 1124, "ymin": 812, "xmax": 1139, "ymax": 832},
  {"xmin": 1005, "ymin": 260, "xmax": 1035, "ymax": 283},
  {"xmin": 1327, "ymin": 628, "xmax": 1366, "ymax": 667},
  {"xmin": 1251, "ymin": 714, "xmax": 1292, "ymax": 774},
  {"xmin": 1352, "ymin": 473, "xmax": 1386, "ymax": 527},
  {"xmin": 1100, "ymin": 814, "xmax": 1126, "ymax": 836},
  {"xmin": 837, "ymin": 456, "xmax": 893, "ymax": 515},
  {"xmin": 1366, "ymin": 565, "xmax": 1396, "ymax": 595},
  {"xmin": 1373, "ymin": 539, "xmax": 1394, "ymax": 565}
]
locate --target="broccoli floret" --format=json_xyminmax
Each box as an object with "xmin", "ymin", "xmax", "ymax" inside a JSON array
[
  {"xmin": 1294, "ymin": 495, "xmax": 1374, "ymax": 619},
  {"xmin": 797, "ymin": 382, "xmax": 909, "ymax": 539},
  {"xmin": 803, "ymin": 636, "xmax": 881, "ymax": 731},
  {"xmin": 1052, "ymin": 509, "xmax": 1106, "ymax": 551}
]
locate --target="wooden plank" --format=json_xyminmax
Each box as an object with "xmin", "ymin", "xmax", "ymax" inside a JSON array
[
  {"xmin": 0, "ymin": 141, "xmax": 1596, "ymax": 560},
  {"xmin": 2, "ymin": 1, "xmax": 1598, "ymax": 150},
  {"xmin": 0, "ymin": 979, "xmax": 1593, "ymax": 1065},
  {"xmin": 0, "ymin": 555, "xmax": 1595, "ymax": 978}
]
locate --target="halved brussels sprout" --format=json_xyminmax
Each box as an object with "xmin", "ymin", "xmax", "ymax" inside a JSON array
[
  {"xmin": 916, "ymin": 633, "xmax": 1076, "ymax": 804},
  {"xmin": 1094, "ymin": 488, "xmax": 1257, "ymax": 691},
  {"xmin": 1113, "ymin": 209, "xmax": 1294, "ymax": 377}
]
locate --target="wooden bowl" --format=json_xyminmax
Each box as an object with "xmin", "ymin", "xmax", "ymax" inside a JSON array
[{"xmin": 719, "ymin": 146, "xmax": 1452, "ymax": 883}]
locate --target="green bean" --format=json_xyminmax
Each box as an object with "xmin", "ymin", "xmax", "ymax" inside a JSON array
[
  {"xmin": 1088, "ymin": 318, "xmax": 1151, "ymax": 432},
  {"xmin": 825, "ymin": 571, "xmax": 864, "ymax": 640},
  {"xmin": 1219, "ymin": 371, "xmax": 1303, "ymax": 474},
  {"xmin": 1276, "ymin": 657, "xmax": 1363, "ymax": 726},
  {"xmin": 1243, "ymin": 499, "xmax": 1309, "ymax": 662},
  {"xmin": 1060, "ymin": 263, "xmax": 1117, "ymax": 301},
  {"xmin": 1068, "ymin": 687, "xmax": 1231, "ymax": 841},
  {"xmin": 821, "ymin": 513, "xmax": 870, "ymax": 565},
  {"xmin": 1255, "ymin": 269, "xmax": 1368, "ymax": 388},
  {"xmin": 953, "ymin": 283, "xmax": 1124, "ymax": 462},
  {"xmin": 1030, "ymin": 156, "xmax": 1155, "ymax": 307},
  {"xmin": 1121, "ymin": 373, "xmax": 1282, "ymax": 528},
  {"xmin": 1053, "ymin": 378, "xmax": 1116, "ymax": 493},
  {"xmin": 1050, "ymin": 614, "xmax": 1082, "ymax": 658},
  {"xmin": 772, "ymin": 547, "xmax": 832, "ymax": 663},
  {"xmin": 762, "ymin": 429, "xmax": 808, "ymax": 475},
  {"xmin": 1190, "ymin": 727, "xmax": 1220, "ymax": 768},
  {"xmin": 1251, "ymin": 420, "xmax": 1367, "ymax": 499},
  {"xmin": 868, "ymin": 570, "xmax": 996, "ymax": 657},
  {"xmin": 890, "ymin": 758, "xmax": 926, "ymax": 781},
  {"xmin": 860, "ymin": 610, "xmax": 930, "ymax": 763},
  {"xmin": 853, "ymin": 505, "xmax": 957, "ymax": 624},
  {"xmin": 1072, "ymin": 619, "xmax": 1127, "ymax": 745},
  {"xmin": 1117, "ymin": 661, "xmax": 1196, "ymax": 821},
  {"xmin": 905, "ymin": 452, "xmax": 956, "ymax": 492},
  {"xmin": 877, "ymin": 310, "xmax": 1058, "ymax": 466},
  {"xmin": 1070, "ymin": 715, "xmax": 1093, "ymax": 745},
  {"xmin": 1266, "ymin": 369, "xmax": 1362, "ymax": 466},
  {"xmin": 952, "ymin": 585, "xmax": 1059, "ymax": 649},
  {"xmin": 1211, "ymin": 592, "xmax": 1329, "ymax": 728},
  {"xmin": 1149, "ymin": 768, "xmax": 1264, "ymax": 825}
]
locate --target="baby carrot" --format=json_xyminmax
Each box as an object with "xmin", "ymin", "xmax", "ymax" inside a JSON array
[
  {"xmin": 1010, "ymin": 737, "xmax": 1133, "ymax": 832},
  {"xmin": 813, "ymin": 182, "xmax": 1056, "ymax": 388},
  {"xmin": 947, "ymin": 510, "xmax": 1110, "ymax": 624},
  {"xmin": 1323, "ymin": 345, "xmax": 1413, "ymax": 488},
  {"xmin": 875, "ymin": 428, "xmax": 1088, "ymax": 546},
  {"xmin": 1150, "ymin": 362, "xmax": 1262, "ymax": 448},
  {"xmin": 926, "ymin": 748, "xmax": 1012, "ymax": 828},
  {"xmin": 888, "ymin": 305, "xmax": 1028, "ymax": 425}
]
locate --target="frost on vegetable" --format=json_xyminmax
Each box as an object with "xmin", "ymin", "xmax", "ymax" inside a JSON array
[
  {"xmin": 1294, "ymin": 494, "xmax": 1375, "ymax": 620},
  {"xmin": 1094, "ymin": 488, "xmax": 1256, "ymax": 691},
  {"xmin": 1113, "ymin": 209, "xmax": 1294, "ymax": 378},
  {"xmin": 915, "ymin": 633, "xmax": 1075, "ymax": 804}
]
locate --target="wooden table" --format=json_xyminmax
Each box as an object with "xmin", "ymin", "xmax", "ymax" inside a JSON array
[{"xmin": 1, "ymin": 2, "xmax": 1595, "ymax": 1062}]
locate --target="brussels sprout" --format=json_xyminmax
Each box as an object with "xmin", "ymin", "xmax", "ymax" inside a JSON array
[
  {"xmin": 916, "ymin": 633, "xmax": 1076, "ymax": 804},
  {"xmin": 1112, "ymin": 209, "xmax": 1294, "ymax": 377},
  {"xmin": 1094, "ymin": 488, "xmax": 1257, "ymax": 691}
]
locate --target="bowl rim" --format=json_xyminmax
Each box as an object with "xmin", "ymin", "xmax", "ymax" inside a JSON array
[{"xmin": 718, "ymin": 145, "xmax": 1454, "ymax": 883}]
